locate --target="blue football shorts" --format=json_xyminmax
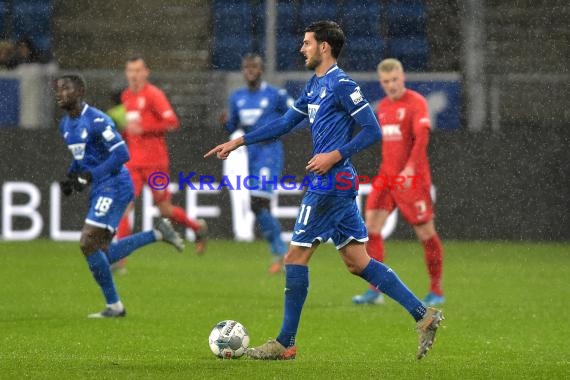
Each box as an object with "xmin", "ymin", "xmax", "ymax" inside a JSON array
[
  {"xmin": 290, "ymin": 191, "xmax": 368, "ymax": 249},
  {"xmin": 248, "ymin": 149, "xmax": 284, "ymax": 199},
  {"xmin": 85, "ymin": 172, "xmax": 134, "ymax": 233}
]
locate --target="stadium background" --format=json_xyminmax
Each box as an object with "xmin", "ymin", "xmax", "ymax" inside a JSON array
[{"xmin": 0, "ymin": 0, "xmax": 568, "ymax": 241}]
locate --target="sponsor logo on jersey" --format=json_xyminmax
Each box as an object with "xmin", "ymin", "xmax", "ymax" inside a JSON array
[
  {"xmin": 126, "ymin": 111, "xmax": 140, "ymax": 122},
  {"xmin": 349, "ymin": 87, "xmax": 364, "ymax": 105},
  {"xmin": 239, "ymin": 108, "xmax": 263, "ymax": 126},
  {"xmin": 382, "ymin": 124, "xmax": 403, "ymax": 141},
  {"xmin": 68, "ymin": 143, "xmax": 86, "ymax": 160},
  {"xmin": 308, "ymin": 104, "xmax": 320, "ymax": 123}
]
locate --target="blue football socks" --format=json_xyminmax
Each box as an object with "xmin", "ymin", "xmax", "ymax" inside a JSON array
[
  {"xmin": 106, "ymin": 231, "xmax": 156, "ymax": 265},
  {"xmin": 277, "ymin": 264, "xmax": 309, "ymax": 348},
  {"xmin": 359, "ymin": 259, "xmax": 426, "ymax": 321},
  {"xmin": 86, "ymin": 250, "xmax": 119, "ymax": 305},
  {"xmin": 257, "ymin": 209, "xmax": 287, "ymax": 256}
]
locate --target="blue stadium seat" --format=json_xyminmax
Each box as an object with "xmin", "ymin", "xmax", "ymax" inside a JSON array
[
  {"xmin": 277, "ymin": 2, "xmax": 299, "ymax": 35},
  {"xmin": 212, "ymin": 1, "xmax": 253, "ymax": 36},
  {"xmin": 388, "ymin": 37, "xmax": 429, "ymax": 71},
  {"xmin": 341, "ymin": 1, "xmax": 381, "ymax": 37},
  {"xmin": 386, "ymin": 0, "xmax": 427, "ymax": 38},
  {"xmin": 11, "ymin": 0, "xmax": 53, "ymax": 52},
  {"xmin": 300, "ymin": 1, "xmax": 338, "ymax": 26},
  {"xmin": 212, "ymin": 35, "xmax": 253, "ymax": 70},
  {"xmin": 277, "ymin": 35, "xmax": 304, "ymax": 71},
  {"xmin": 342, "ymin": 36, "xmax": 385, "ymax": 72},
  {"xmin": 0, "ymin": 1, "xmax": 7, "ymax": 38}
]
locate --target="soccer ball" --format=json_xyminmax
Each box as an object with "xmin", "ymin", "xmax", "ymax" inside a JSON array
[{"xmin": 208, "ymin": 320, "xmax": 250, "ymax": 359}]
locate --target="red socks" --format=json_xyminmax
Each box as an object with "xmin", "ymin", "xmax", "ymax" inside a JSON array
[
  {"xmin": 117, "ymin": 216, "xmax": 131, "ymax": 239},
  {"xmin": 422, "ymin": 234, "xmax": 444, "ymax": 296},
  {"xmin": 170, "ymin": 206, "xmax": 201, "ymax": 232},
  {"xmin": 366, "ymin": 233, "xmax": 384, "ymax": 262}
]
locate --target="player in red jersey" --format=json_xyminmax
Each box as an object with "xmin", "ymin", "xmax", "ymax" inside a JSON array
[
  {"xmin": 352, "ymin": 58, "xmax": 445, "ymax": 306},
  {"xmin": 115, "ymin": 56, "xmax": 207, "ymax": 266}
]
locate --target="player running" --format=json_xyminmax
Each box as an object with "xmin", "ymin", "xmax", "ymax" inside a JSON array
[
  {"xmin": 206, "ymin": 21, "xmax": 444, "ymax": 360},
  {"xmin": 56, "ymin": 74, "xmax": 184, "ymax": 318},
  {"xmin": 352, "ymin": 59, "xmax": 445, "ymax": 307},
  {"xmin": 117, "ymin": 56, "xmax": 208, "ymax": 259},
  {"xmin": 222, "ymin": 54, "xmax": 293, "ymax": 274}
]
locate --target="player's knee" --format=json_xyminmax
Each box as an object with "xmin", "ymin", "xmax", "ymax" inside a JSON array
[
  {"xmin": 250, "ymin": 196, "xmax": 270, "ymax": 214},
  {"xmin": 365, "ymin": 221, "xmax": 383, "ymax": 232},
  {"xmin": 79, "ymin": 230, "xmax": 110, "ymax": 255},
  {"xmin": 414, "ymin": 220, "xmax": 436, "ymax": 241}
]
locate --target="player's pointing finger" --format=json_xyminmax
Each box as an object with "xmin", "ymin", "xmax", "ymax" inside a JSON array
[{"xmin": 204, "ymin": 146, "xmax": 222, "ymax": 158}]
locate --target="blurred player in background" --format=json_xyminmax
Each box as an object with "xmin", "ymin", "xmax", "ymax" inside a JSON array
[
  {"xmin": 221, "ymin": 54, "xmax": 292, "ymax": 274},
  {"xmin": 206, "ymin": 21, "xmax": 443, "ymax": 360},
  {"xmin": 352, "ymin": 58, "xmax": 445, "ymax": 307},
  {"xmin": 56, "ymin": 74, "xmax": 184, "ymax": 318},
  {"xmin": 106, "ymin": 87, "xmax": 127, "ymax": 132},
  {"xmin": 117, "ymin": 56, "xmax": 208, "ymax": 263}
]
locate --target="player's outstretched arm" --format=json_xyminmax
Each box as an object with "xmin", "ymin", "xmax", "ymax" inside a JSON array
[{"xmin": 204, "ymin": 136, "xmax": 245, "ymax": 160}]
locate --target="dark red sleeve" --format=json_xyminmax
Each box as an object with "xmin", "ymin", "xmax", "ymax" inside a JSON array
[
  {"xmin": 405, "ymin": 96, "xmax": 431, "ymax": 169},
  {"xmin": 142, "ymin": 87, "xmax": 180, "ymax": 133}
]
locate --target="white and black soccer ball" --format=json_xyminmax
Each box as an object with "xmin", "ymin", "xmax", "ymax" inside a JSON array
[{"xmin": 208, "ymin": 320, "xmax": 250, "ymax": 359}]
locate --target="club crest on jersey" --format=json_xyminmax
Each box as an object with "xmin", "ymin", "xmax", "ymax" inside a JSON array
[
  {"xmin": 68, "ymin": 143, "xmax": 86, "ymax": 160},
  {"xmin": 320, "ymin": 87, "xmax": 327, "ymax": 98},
  {"xmin": 137, "ymin": 97, "xmax": 145, "ymax": 109},
  {"xmin": 260, "ymin": 98, "xmax": 269, "ymax": 108},
  {"xmin": 397, "ymin": 108, "xmax": 406, "ymax": 120},
  {"xmin": 349, "ymin": 87, "xmax": 364, "ymax": 105},
  {"xmin": 81, "ymin": 128, "xmax": 88, "ymax": 140},
  {"xmin": 308, "ymin": 104, "xmax": 320, "ymax": 123}
]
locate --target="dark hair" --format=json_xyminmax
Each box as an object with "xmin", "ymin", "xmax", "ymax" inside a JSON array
[
  {"xmin": 126, "ymin": 54, "xmax": 147, "ymax": 67},
  {"xmin": 58, "ymin": 74, "xmax": 86, "ymax": 92},
  {"xmin": 304, "ymin": 20, "xmax": 345, "ymax": 58},
  {"xmin": 242, "ymin": 53, "xmax": 264, "ymax": 68}
]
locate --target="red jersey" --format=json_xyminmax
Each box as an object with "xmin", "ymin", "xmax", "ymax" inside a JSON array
[
  {"xmin": 121, "ymin": 83, "xmax": 179, "ymax": 168},
  {"xmin": 376, "ymin": 89, "xmax": 432, "ymax": 185}
]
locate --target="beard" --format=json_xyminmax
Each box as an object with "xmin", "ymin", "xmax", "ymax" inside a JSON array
[{"xmin": 305, "ymin": 52, "xmax": 322, "ymax": 70}]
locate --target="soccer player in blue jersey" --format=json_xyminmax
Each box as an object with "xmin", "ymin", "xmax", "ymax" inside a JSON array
[
  {"xmin": 223, "ymin": 54, "xmax": 292, "ymax": 274},
  {"xmin": 206, "ymin": 21, "xmax": 444, "ymax": 360},
  {"xmin": 56, "ymin": 75, "xmax": 185, "ymax": 318}
]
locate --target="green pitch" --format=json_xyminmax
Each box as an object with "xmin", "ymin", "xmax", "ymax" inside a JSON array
[{"xmin": 0, "ymin": 240, "xmax": 568, "ymax": 379}]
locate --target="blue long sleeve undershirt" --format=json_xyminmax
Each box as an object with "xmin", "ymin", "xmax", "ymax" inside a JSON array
[
  {"xmin": 338, "ymin": 105, "xmax": 382, "ymax": 159},
  {"xmin": 90, "ymin": 143, "xmax": 130, "ymax": 180}
]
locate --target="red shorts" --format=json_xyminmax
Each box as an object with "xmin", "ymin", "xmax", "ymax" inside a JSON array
[
  {"xmin": 365, "ymin": 176, "xmax": 433, "ymax": 225},
  {"xmin": 127, "ymin": 165, "xmax": 172, "ymax": 203}
]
